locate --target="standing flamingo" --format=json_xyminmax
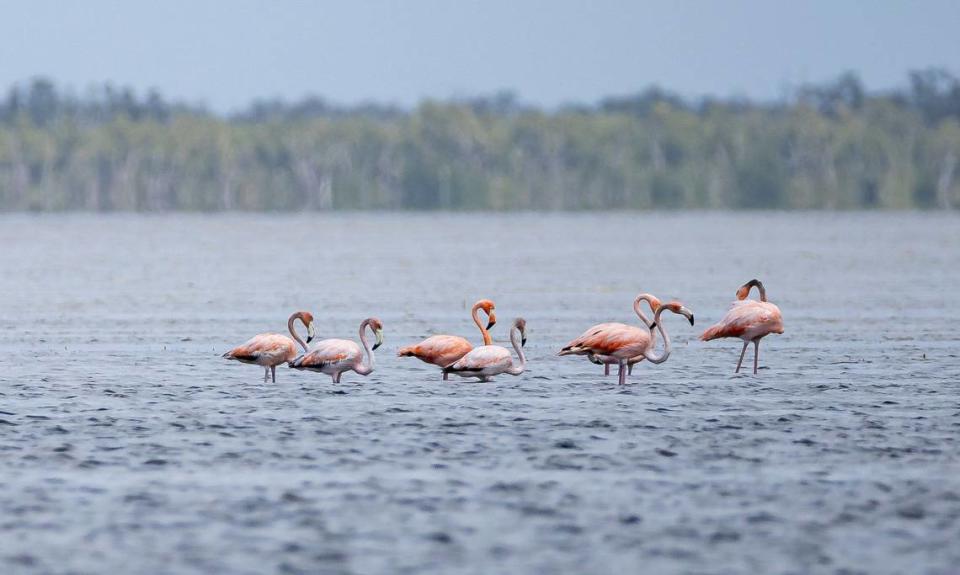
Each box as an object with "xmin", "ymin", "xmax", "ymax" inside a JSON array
[
  {"xmin": 443, "ymin": 318, "xmax": 527, "ymax": 382},
  {"xmin": 290, "ymin": 317, "xmax": 383, "ymax": 383},
  {"xmin": 222, "ymin": 311, "xmax": 315, "ymax": 382},
  {"xmin": 700, "ymin": 279, "xmax": 783, "ymax": 374},
  {"xmin": 560, "ymin": 299, "xmax": 694, "ymax": 385},
  {"xmin": 397, "ymin": 299, "xmax": 497, "ymax": 380},
  {"xmin": 589, "ymin": 294, "xmax": 661, "ymax": 376}
]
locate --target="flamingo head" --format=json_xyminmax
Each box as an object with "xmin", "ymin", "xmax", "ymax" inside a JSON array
[
  {"xmin": 297, "ymin": 311, "xmax": 316, "ymax": 343},
  {"xmin": 476, "ymin": 299, "xmax": 497, "ymax": 330},
  {"xmin": 737, "ymin": 279, "xmax": 764, "ymax": 301},
  {"xmin": 663, "ymin": 301, "xmax": 695, "ymax": 326},
  {"xmin": 513, "ymin": 317, "xmax": 527, "ymax": 347},
  {"xmin": 367, "ymin": 318, "xmax": 384, "ymax": 350}
]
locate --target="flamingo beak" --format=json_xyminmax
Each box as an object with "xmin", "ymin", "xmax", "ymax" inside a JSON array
[
  {"xmin": 373, "ymin": 329, "xmax": 383, "ymax": 350},
  {"xmin": 521, "ymin": 335, "xmax": 527, "ymax": 347},
  {"xmin": 486, "ymin": 312, "xmax": 497, "ymax": 330},
  {"xmin": 681, "ymin": 307, "xmax": 695, "ymax": 326},
  {"xmin": 307, "ymin": 323, "xmax": 315, "ymax": 343}
]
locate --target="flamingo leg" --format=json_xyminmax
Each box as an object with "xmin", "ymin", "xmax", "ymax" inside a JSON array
[
  {"xmin": 753, "ymin": 339, "xmax": 760, "ymax": 374},
  {"xmin": 618, "ymin": 360, "xmax": 627, "ymax": 385},
  {"xmin": 628, "ymin": 362, "xmax": 634, "ymax": 376},
  {"xmin": 271, "ymin": 365, "xmax": 277, "ymax": 383},
  {"xmin": 334, "ymin": 372, "xmax": 342, "ymax": 384},
  {"xmin": 263, "ymin": 367, "xmax": 270, "ymax": 382},
  {"xmin": 735, "ymin": 341, "xmax": 749, "ymax": 373},
  {"xmin": 604, "ymin": 364, "xmax": 610, "ymax": 376},
  {"xmin": 443, "ymin": 371, "xmax": 449, "ymax": 381}
]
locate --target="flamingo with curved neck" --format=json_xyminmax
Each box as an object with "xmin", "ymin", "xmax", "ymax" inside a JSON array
[
  {"xmin": 594, "ymin": 294, "xmax": 661, "ymax": 376},
  {"xmin": 223, "ymin": 310, "xmax": 315, "ymax": 382},
  {"xmin": 445, "ymin": 318, "xmax": 527, "ymax": 382},
  {"xmin": 291, "ymin": 317, "xmax": 384, "ymax": 383},
  {"xmin": 560, "ymin": 297, "xmax": 694, "ymax": 385},
  {"xmin": 701, "ymin": 279, "xmax": 784, "ymax": 374},
  {"xmin": 398, "ymin": 299, "xmax": 497, "ymax": 379}
]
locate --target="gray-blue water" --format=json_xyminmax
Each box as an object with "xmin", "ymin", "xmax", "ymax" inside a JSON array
[{"xmin": 1, "ymin": 213, "xmax": 958, "ymax": 574}]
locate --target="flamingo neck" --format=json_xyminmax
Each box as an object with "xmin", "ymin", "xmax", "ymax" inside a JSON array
[
  {"xmin": 741, "ymin": 281, "xmax": 767, "ymax": 302},
  {"xmin": 355, "ymin": 320, "xmax": 375, "ymax": 375},
  {"xmin": 288, "ymin": 313, "xmax": 309, "ymax": 353},
  {"xmin": 473, "ymin": 304, "xmax": 492, "ymax": 345},
  {"xmin": 633, "ymin": 294, "xmax": 656, "ymax": 329},
  {"xmin": 506, "ymin": 326, "xmax": 526, "ymax": 375},
  {"xmin": 644, "ymin": 306, "xmax": 672, "ymax": 364}
]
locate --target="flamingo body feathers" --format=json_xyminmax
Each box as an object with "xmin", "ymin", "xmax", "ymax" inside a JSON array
[
  {"xmin": 223, "ymin": 333, "xmax": 298, "ymax": 366},
  {"xmin": 397, "ymin": 335, "xmax": 472, "ymax": 368},
  {"xmin": 700, "ymin": 300, "xmax": 783, "ymax": 342}
]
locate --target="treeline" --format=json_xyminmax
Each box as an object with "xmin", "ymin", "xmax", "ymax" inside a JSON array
[{"xmin": 1, "ymin": 71, "xmax": 959, "ymax": 211}]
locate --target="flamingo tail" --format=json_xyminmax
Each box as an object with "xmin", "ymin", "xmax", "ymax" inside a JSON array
[{"xmin": 700, "ymin": 324, "xmax": 726, "ymax": 341}]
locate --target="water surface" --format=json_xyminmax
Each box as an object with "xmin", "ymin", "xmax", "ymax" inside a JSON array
[{"xmin": 1, "ymin": 212, "xmax": 958, "ymax": 574}]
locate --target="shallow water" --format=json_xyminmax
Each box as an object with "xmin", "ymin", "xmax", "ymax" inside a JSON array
[{"xmin": 1, "ymin": 212, "xmax": 958, "ymax": 574}]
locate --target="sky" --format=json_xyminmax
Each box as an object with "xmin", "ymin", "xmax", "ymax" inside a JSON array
[{"xmin": 1, "ymin": 0, "xmax": 958, "ymax": 112}]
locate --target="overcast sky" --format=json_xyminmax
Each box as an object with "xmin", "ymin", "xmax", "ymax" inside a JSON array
[{"xmin": 2, "ymin": 0, "xmax": 958, "ymax": 112}]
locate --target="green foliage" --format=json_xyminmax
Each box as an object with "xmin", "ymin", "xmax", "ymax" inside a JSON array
[{"xmin": 1, "ymin": 73, "xmax": 959, "ymax": 210}]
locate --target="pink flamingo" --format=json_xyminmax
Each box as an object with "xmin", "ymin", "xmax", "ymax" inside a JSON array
[
  {"xmin": 290, "ymin": 317, "xmax": 383, "ymax": 383},
  {"xmin": 559, "ymin": 298, "xmax": 694, "ymax": 385},
  {"xmin": 701, "ymin": 279, "xmax": 784, "ymax": 374},
  {"xmin": 397, "ymin": 299, "xmax": 497, "ymax": 380},
  {"xmin": 223, "ymin": 311, "xmax": 315, "ymax": 382},
  {"xmin": 443, "ymin": 318, "xmax": 527, "ymax": 382},
  {"xmin": 590, "ymin": 294, "xmax": 661, "ymax": 376}
]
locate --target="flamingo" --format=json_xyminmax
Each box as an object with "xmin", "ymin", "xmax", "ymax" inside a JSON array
[
  {"xmin": 222, "ymin": 311, "xmax": 315, "ymax": 382},
  {"xmin": 443, "ymin": 318, "xmax": 527, "ymax": 382},
  {"xmin": 700, "ymin": 279, "xmax": 784, "ymax": 374},
  {"xmin": 559, "ymin": 299, "xmax": 694, "ymax": 385},
  {"xmin": 397, "ymin": 299, "xmax": 497, "ymax": 380},
  {"xmin": 290, "ymin": 317, "xmax": 383, "ymax": 383},
  {"xmin": 589, "ymin": 294, "xmax": 661, "ymax": 377}
]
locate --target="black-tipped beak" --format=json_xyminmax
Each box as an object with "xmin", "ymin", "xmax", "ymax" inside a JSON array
[
  {"xmin": 649, "ymin": 322, "xmax": 657, "ymax": 330},
  {"xmin": 521, "ymin": 337, "xmax": 527, "ymax": 347},
  {"xmin": 688, "ymin": 315, "xmax": 695, "ymax": 326},
  {"xmin": 486, "ymin": 320, "xmax": 496, "ymax": 330},
  {"xmin": 306, "ymin": 335, "xmax": 314, "ymax": 343},
  {"xmin": 373, "ymin": 342, "xmax": 382, "ymax": 350}
]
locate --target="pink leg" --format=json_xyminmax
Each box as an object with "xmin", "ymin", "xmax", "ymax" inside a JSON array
[
  {"xmin": 618, "ymin": 360, "xmax": 627, "ymax": 385},
  {"xmin": 628, "ymin": 363, "xmax": 634, "ymax": 376},
  {"xmin": 753, "ymin": 339, "xmax": 760, "ymax": 374},
  {"xmin": 271, "ymin": 365, "xmax": 276, "ymax": 383},
  {"xmin": 263, "ymin": 367, "xmax": 270, "ymax": 382},
  {"xmin": 604, "ymin": 364, "xmax": 610, "ymax": 376},
  {"xmin": 735, "ymin": 341, "xmax": 748, "ymax": 373}
]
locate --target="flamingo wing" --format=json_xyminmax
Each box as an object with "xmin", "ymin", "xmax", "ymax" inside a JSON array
[
  {"xmin": 561, "ymin": 322, "xmax": 651, "ymax": 359},
  {"xmin": 701, "ymin": 300, "xmax": 784, "ymax": 341},
  {"xmin": 291, "ymin": 339, "xmax": 361, "ymax": 369},
  {"xmin": 398, "ymin": 335, "xmax": 472, "ymax": 367},
  {"xmin": 447, "ymin": 345, "xmax": 512, "ymax": 373},
  {"xmin": 224, "ymin": 333, "xmax": 296, "ymax": 364}
]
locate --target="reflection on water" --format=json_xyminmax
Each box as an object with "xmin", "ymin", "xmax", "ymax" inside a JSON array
[{"xmin": 1, "ymin": 213, "xmax": 958, "ymax": 573}]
